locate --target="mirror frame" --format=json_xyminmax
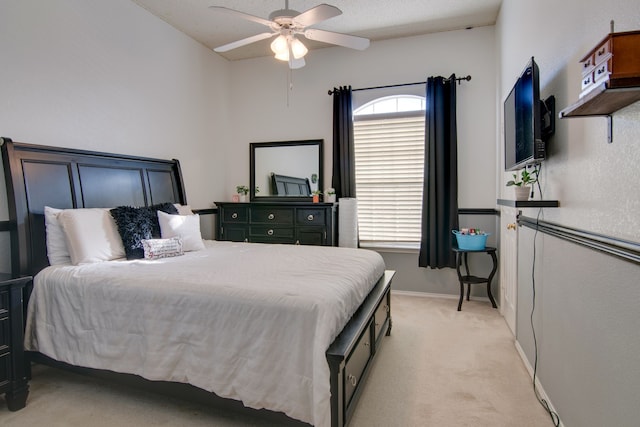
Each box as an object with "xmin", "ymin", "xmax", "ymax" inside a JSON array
[{"xmin": 250, "ymin": 139, "xmax": 324, "ymax": 202}]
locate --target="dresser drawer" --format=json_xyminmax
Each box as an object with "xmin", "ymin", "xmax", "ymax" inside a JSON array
[
  {"xmin": 0, "ymin": 290, "xmax": 7, "ymax": 311},
  {"xmin": 593, "ymin": 39, "xmax": 611, "ymax": 65},
  {"xmin": 579, "ymin": 54, "xmax": 596, "ymax": 76},
  {"xmin": 251, "ymin": 208, "xmax": 294, "ymax": 224},
  {"xmin": 374, "ymin": 293, "xmax": 390, "ymax": 343},
  {"xmin": 296, "ymin": 227, "xmax": 327, "ymax": 246},
  {"xmin": 344, "ymin": 321, "xmax": 372, "ymax": 406},
  {"xmin": 580, "ymin": 72, "xmax": 595, "ymax": 94},
  {"xmin": 221, "ymin": 206, "xmax": 248, "ymax": 223},
  {"xmin": 593, "ymin": 59, "xmax": 611, "ymax": 83},
  {"xmin": 250, "ymin": 226, "xmax": 295, "ymax": 241},
  {"xmin": 0, "ymin": 316, "xmax": 9, "ymax": 354},
  {"xmin": 296, "ymin": 208, "xmax": 326, "ymax": 226},
  {"xmin": 0, "ymin": 352, "xmax": 10, "ymax": 388}
]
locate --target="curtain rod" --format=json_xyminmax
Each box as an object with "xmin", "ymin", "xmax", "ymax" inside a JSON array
[{"xmin": 327, "ymin": 75, "xmax": 471, "ymax": 95}]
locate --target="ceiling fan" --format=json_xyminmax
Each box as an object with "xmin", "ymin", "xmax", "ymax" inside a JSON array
[{"xmin": 209, "ymin": 1, "xmax": 370, "ymax": 69}]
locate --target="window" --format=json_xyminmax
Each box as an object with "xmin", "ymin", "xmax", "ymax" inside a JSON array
[{"xmin": 353, "ymin": 95, "xmax": 425, "ymax": 249}]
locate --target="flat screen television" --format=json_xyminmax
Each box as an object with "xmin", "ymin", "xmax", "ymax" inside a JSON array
[{"xmin": 504, "ymin": 57, "xmax": 555, "ymax": 171}]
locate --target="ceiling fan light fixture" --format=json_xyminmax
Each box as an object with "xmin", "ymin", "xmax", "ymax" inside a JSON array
[
  {"xmin": 271, "ymin": 35, "xmax": 308, "ymax": 61},
  {"xmin": 291, "ymin": 37, "xmax": 308, "ymax": 58},
  {"xmin": 270, "ymin": 35, "xmax": 288, "ymax": 56}
]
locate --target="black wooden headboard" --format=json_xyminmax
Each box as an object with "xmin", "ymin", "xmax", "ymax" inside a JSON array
[
  {"xmin": 1, "ymin": 138, "xmax": 187, "ymax": 277},
  {"xmin": 271, "ymin": 173, "xmax": 311, "ymax": 196}
]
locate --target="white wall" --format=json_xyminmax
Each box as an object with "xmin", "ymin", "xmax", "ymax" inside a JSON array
[
  {"xmin": 227, "ymin": 26, "xmax": 498, "ymax": 295},
  {"xmin": 0, "ymin": 0, "xmax": 232, "ymax": 267},
  {"xmin": 227, "ymin": 26, "xmax": 497, "ymax": 208},
  {"xmin": 497, "ymin": 1, "xmax": 640, "ymax": 241},
  {"xmin": 497, "ymin": 1, "xmax": 640, "ymax": 425}
]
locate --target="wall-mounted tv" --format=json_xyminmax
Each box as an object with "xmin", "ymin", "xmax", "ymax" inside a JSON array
[{"xmin": 504, "ymin": 57, "xmax": 555, "ymax": 171}]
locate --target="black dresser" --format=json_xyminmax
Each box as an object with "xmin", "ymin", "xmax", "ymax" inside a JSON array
[
  {"xmin": 215, "ymin": 202, "xmax": 335, "ymax": 246},
  {"xmin": 0, "ymin": 274, "xmax": 30, "ymax": 411}
]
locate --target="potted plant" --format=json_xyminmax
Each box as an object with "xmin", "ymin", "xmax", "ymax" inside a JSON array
[
  {"xmin": 506, "ymin": 169, "xmax": 537, "ymax": 201},
  {"xmin": 236, "ymin": 185, "xmax": 249, "ymax": 202},
  {"xmin": 324, "ymin": 188, "xmax": 336, "ymax": 203},
  {"xmin": 311, "ymin": 190, "xmax": 322, "ymax": 203}
]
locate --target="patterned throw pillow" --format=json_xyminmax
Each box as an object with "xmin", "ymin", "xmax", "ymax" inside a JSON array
[
  {"xmin": 141, "ymin": 237, "xmax": 184, "ymax": 259},
  {"xmin": 110, "ymin": 203, "xmax": 179, "ymax": 259}
]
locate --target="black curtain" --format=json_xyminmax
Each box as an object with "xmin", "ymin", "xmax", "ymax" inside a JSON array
[
  {"xmin": 419, "ymin": 75, "xmax": 459, "ymax": 269},
  {"xmin": 331, "ymin": 86, "xmax": 355, "ymax": 198}
]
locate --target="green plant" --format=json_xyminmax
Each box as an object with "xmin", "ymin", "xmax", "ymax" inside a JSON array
[
  {"xmin": 236, "ymin": 185, "xmax": 249, "ymax": 195},
  {"xmin": 324, "ymin": 188, "xmax": 335, "ymax": 196},
  {"xmin": 311, "ymin": 190, "xmax": 322, "ymax": 196},
  {"xmin": 506, "ymin": 169, "xmax": 537, "ymax": 187}
]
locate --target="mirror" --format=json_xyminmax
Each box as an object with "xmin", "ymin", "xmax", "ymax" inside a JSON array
[{"xmin": 250, "ymin": 139, "xmax": 323, "ymax": 201}]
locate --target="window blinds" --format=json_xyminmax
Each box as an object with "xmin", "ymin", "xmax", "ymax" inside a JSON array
[{"xmin": 354, "ymin": 115, "xmax": 425, "ymax": 246}]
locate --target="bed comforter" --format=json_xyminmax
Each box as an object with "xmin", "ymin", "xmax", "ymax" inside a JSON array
[{"xmin": 24, "ymin": 240, "xmax": 385, "ymax": 427}]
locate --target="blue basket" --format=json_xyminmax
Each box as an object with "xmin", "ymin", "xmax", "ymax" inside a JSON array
[{"xmin": 452, "ymin": 230, "xmax": 489, "ymax": 250}]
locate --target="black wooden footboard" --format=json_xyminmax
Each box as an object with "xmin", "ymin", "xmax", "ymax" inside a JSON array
[{"xmin": 327, "ymin": 270, "xmax": 394, "ymax": 427}]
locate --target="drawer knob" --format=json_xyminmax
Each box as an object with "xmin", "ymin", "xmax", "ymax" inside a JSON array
[
  {"xmin": 347, "ymin": 374, "xmax": 358, "ymax": 387},
  {"xmin": 364, "ymin": 341, "xmax": 370, "ymax": 347},
  {"xmin": 231, "ymin": 212, "xmax": 238, "ymax": 219},
  {"xmin": 267, "ymin": 229, "xmax": 274, "ymax": 236},
  {"xmin": 268, "ymin": 213, "xmax": 275, "ymax": 220},
  {"xmin": 307, "ymin": 214, "xmax": 314, "ymax": 221}
]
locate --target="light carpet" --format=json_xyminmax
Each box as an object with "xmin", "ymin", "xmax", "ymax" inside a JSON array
[{"xmin": 0, "ymin": 294, "xmax": 553, "ymax": 426}]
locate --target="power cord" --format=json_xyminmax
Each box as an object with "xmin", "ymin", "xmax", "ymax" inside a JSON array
[
  {"xmin": 526, "ymin": 163, "xmax": 543, "ymax": 200},
  {"xmin": 528, "ymin": 167, "xmax": 561, "ymax": 426}
]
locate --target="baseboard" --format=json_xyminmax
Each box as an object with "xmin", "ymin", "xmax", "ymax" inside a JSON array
[
  {"xmin": 392, "ymin": 289, "xmax": 491, "ymax": 303},
  {"xmin": 514, "ymin": 341, "xmax": 565, "ymax": 427}
]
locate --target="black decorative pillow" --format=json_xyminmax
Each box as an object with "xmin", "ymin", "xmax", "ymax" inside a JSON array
[{"xmin": 110, "ymin": 203, "xmax": 178, "ymax": 259}]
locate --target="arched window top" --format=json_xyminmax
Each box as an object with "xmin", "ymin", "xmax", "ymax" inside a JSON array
[{"xmin": 354, "ymin": 94, "xmax": 425, "ymax": 116}]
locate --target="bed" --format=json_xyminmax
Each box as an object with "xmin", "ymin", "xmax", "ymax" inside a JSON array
[{"xmin": 1, "ymin": 139, "xmax": 394, "ymax": 427}]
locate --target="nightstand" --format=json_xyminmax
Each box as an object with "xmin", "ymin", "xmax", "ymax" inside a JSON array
[
  {"xmin": 0, "ymin": 274, "xmax": 30, "ymax": 411},
  {"xmin": 452, "ymin": 247, "xmax": 498, "ymax": 312}
]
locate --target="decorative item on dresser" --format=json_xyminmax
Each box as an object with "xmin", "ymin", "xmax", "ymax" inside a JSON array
[
  {"xmin": 0, "ymin": 274, "xmax": 31, "ymax": 411},
  {"xmin": 216, "ymin": 201, "xmax": 336, "ymax": 246}
]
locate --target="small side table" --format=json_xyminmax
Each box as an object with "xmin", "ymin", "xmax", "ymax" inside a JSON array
[
  {"xmin": 0, "ymin": 274, "xmax": 31, "ymax": 411},
  {"xmin": 452, "ymin": 247, "xmax": 498, "ymax": 311}
]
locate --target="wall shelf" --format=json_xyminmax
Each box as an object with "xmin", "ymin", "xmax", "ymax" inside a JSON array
[
  {"xmin": 497, "ymin": 199, "xmax": 559, "ymax": 208},
  {"xmin": 558, "ymin": 29, "xmax": 640, "ymax": 143},
  {"xmin": 559, "ymin": 84, "xmax": 640, "ymax": 118},
  {"xmin": 558, "ymin": 84, "xmax": 640, "ymax": 144}
]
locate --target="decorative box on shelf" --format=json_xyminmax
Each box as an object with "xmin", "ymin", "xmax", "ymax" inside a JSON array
[{"xmin": 560, "ymin": 28, "xmax": 640, "ymax": 141}]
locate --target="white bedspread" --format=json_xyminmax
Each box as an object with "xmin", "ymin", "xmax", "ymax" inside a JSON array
[{"xmin": 25, "ymin": 240, "xmax": 385, "ymax": 427}]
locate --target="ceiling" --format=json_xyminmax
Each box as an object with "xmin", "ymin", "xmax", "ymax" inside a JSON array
[{"xmin": 131, "ymin": 0, "xmax": 502, "ymax": 61}]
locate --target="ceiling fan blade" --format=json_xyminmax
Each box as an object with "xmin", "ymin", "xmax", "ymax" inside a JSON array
[
  {"xmin": 208, "ymin": 6, "xmax": 273, "ymax": 27},
  {"xmin": 293, "ymin": 4, "xmax": 342, "ymax": 27},
  {"xmin": 304, "ymin": 29, "xmax": 370, "ymax": 50},
  {"xmin": 214, "ymin": 32, "xmax": 275, "ymax": 53}
]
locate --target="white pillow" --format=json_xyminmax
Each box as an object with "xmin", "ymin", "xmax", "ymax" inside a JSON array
[
  {"xmin": 44, "ymin": 206, "xmax": 71, "ymax": 265},
  {"xmin": 157, "ymin": 211, "xmax": 205, "ymax": 252},
  {"xmin": 142, "ymin": 237, "xmax": 184, "ymax": 259},
  {"xmin": 57, "ymin": 208, "xmax": 126, "ymax": 265},
  {"xmin": 173, "ymin": 204, "xmax": 194, "ymax": 215}
]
